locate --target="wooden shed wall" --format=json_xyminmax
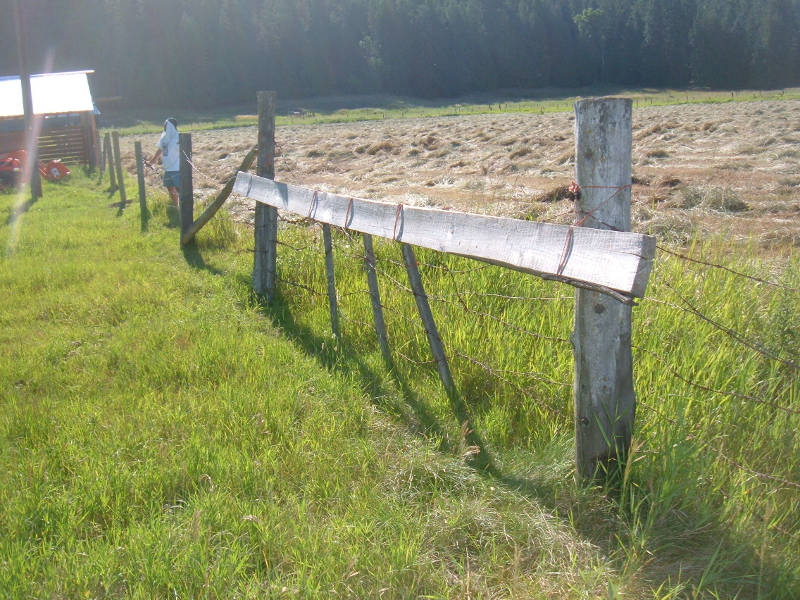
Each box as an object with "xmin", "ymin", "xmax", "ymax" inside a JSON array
[{"xmin": 0, "ymin": 113, "xmax": 96, "ymax": 164}]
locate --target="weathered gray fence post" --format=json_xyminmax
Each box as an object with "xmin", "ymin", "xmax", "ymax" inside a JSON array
[
  {"xmin": 573, "ymin": 98, "xmax": 635, "ymax": 482},
  {"xmin": 178, "ymin": 133, "xmax": 194, "ymax": 239},
  {"xmin": 111, "ymin": 131, "xmax": 126, "ymax": 204},
  {"xmin": 105, "ymin": 133, "xmax": 116, "ymax": 191},
  {"xmin": 253, "ymin": 91, "xmax": 277, "ymax": 298},
  {"xmin": 322, "ymin": 224, "xmax": 340, "ymax": 338},
  {"xmin": 134, "ymin": 141, "xmax": 146, "ymax": 215},
  {"xmin": 402, "ymin": 244, "xmax": 456, "ymax": 395},
  {"xmin": 363, "ymin": 233, "xmax": 391, "ymax": 362}
]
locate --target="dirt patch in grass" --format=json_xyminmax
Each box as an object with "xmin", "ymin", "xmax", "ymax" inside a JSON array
[{"xmin": 122, "ymin": 100, "xmax": 800, "ymax": 249}]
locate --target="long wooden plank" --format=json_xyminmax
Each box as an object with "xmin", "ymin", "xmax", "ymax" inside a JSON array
[{"xmin": 233, "ymin": 172, "xmax": 656, "ymax": 299}]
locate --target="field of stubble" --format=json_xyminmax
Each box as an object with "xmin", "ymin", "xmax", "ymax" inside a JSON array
[{"xmin": 124, "ymin": 99, "xmax": 800, "ymax": 249}]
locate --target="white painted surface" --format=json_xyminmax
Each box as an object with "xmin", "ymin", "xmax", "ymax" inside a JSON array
[{"xmin": 0, "ymin": 71, "xmax": 95, "ymax": 118}]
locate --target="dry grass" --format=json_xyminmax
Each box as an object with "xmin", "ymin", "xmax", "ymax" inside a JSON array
[{"xmin": 122, "ymin": 99, "xmax": 800, "ymax": 249}]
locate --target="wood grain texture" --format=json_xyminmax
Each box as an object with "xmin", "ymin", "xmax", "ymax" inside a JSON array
[
  {"xmin": 253, "ymin": 91, "xmax": 278, "ymax": 298},
  {"xmin": 572, "ymin": 97, "xmax": 636, "ymax": 481},
  {"xmin": 178, "ymin": 133, "xmax": 193, "ymax": 237},
  {"xmin": 233, "ymin": 172, "xmax": 655, "ymax": 300}
]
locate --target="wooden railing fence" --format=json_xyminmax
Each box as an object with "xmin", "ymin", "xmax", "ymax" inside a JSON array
[
  {"xmin": 229, "ymin": 92, "xmax": 656, "ymax": 481},
  {"xmin": 117, "ymin": 91, "xmax": 656, "ymax": 481}
]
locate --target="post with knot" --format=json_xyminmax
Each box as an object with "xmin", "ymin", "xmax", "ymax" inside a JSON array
[
  {"xmin": 253, "ymin": 91, "xmax": 277, "ymax": 298},
  {"xmin": 572, "ymin": 98, "xmax": 635, "ymax": 482}
]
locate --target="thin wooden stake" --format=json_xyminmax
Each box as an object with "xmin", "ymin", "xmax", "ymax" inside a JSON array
[
  {"xmin": 573, "ymin": 98, "xmax": 635, "ymax": 482},
  {"xmin": 401, "ymin": 243, "xmax": 455, "ymax": 395},
  {"xmin": 363, "ymin": 233, "xmax": 390, "ymax": 362},
  {"xmin": 322, "ymin": 224, "xmax": 340, "ymax": 338},
  {"xmin": 178, "ymin": 133, "xmax": 194, "ymax": 239},
  {"xmin": 253, "ymin": 91, "xmax": 277, "ymax": 298},
  {"xmin": 98, "ymin": 133, "xmax": 106, "ymax": 180},
  {"xmin": 134, "ymin": 141, "xmax": 146, "ymax": 215},
  {"xmin": 111, "ymin": 131, "xmax": 126, "ymax": 204},
  {"xmin": 105, "ymin": 133, "xmax": 116, "ymax": 190}
]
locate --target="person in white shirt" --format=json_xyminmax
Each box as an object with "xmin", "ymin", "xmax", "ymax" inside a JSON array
[{"xmin": 148, "ymin": 118, "xmax": 180, "ymax": 206}]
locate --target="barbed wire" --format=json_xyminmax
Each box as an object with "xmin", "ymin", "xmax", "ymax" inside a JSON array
[
  {"xmin": 633, "ymin": 344, "xmax": 799, "ymax": 416},
  {"xmin": 262, "ymin": 213, "xmax": 798, "ymax": 494},
  {"xmin": 657, "ymin": 244, "xmax": 798, "ymax": 292},
  {"xmin": 660, "ymin": 280, "xmax": 799, "ymax": 370},
  {"xmin": 451, "ymin": 351, "xmax": 567, "ymax": 418}
]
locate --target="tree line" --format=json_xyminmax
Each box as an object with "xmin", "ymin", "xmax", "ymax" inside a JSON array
[{"xmin": 2, "ymin": 0, "xmax": 799, "ymax": 108}]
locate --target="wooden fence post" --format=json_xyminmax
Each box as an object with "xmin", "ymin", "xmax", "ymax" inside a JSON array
[
  {"xmin": 253, "ymin": 91, "xmax": 277, "ymax": 298},
  {"xmin": 573, "ymin": 98, "xmax": 635, "ymax": 482},
  {"xmin": 178, "ymin": 133, "xmax": 194, "ymax": 239},
  {"xmin": 98, "ymin": 133, "xmax": 106, "ymax": 180},
  {"xmin": 111, "ymin": 131, "xmax": 126, "ymax": 204},
  {"xmin": 105, "ymin": 133, "xmax": 116, "ymax": 191},
  {"xmin": 322, "ymin": 224, "xmax": 340, "ymax": 338},
  {"xmin": 363, "ymin": 233, "xmax": 391, "ymax": 362},
  {"xmin": 402, "ymin": 244, "xmax": 456, "ymax": 395},
  {"xmin": 134, "ymin": 141, "xmax": 146, "ymax": 215}
]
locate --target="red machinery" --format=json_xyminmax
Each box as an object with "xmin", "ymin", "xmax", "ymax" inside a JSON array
[
  {"xmin": 0, "ymin": 150, "xmax": 26, "ymax": 188},
  {"xmin": 39, "ymin": 159, "xmax": 70, "ymax": 182},
  {"xmin": 0, "ymin": 150, "xmax": 70, "ymax": 189}
]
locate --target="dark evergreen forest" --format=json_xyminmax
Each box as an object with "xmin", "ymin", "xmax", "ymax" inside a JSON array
[{"xmin": 3, "ymin": 0, "xmax": 799, "ymax": 108}]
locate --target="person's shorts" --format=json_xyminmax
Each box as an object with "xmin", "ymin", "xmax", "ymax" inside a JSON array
[{"xmin": 163, "ymin": 170, "xmax": 180, "ymax": 189}]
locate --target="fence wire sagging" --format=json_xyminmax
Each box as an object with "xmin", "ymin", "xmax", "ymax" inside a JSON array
[{"xmin": 271, "ymin": 213, "xmax": 799, "ymax": 504}]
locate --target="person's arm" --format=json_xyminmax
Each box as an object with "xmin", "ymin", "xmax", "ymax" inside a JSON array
[{"xmin": 148, "ymin": 148, "xmax": 162, "ymax": 165}]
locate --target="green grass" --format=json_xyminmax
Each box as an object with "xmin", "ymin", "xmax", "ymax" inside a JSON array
[
  {"xmin": 1, "ymin": 172, "xmax": 799, "ymax": 598},
  {"xmin": 104, "ymin": 87, "xmax": 800, "ymax": 136}
]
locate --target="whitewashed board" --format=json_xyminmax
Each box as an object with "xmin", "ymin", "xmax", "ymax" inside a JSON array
[{"xmin": 234, "ymin": 172, "xmax": 656, "ymax": 299}]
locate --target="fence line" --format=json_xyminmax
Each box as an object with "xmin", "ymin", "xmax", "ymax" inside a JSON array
[{"xmin": 122, "ymin": 92, "xmax": 796, "ymax": 492}]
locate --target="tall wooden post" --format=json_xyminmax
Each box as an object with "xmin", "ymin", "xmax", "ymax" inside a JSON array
[
  {"xmin": 572, "ymin": 98, "xmax": 635, "ymax": 482},
  {"xmin": 179, "ymin": 133, "xmax": 194, "ymax": 239},
  {"xmin": 253, "ymin": 91, "xmax": 277, "ymax": 298},
  {"xmin": 322, "ymin": 224, "xmax": 340, "ymax": 338},
  {"xmin": 13, "ymin": 0, "xmax": 41, "ymax": 199},
  {"xmin": 111, "ymin": 131, "xmax": 126, "ymax": 204},
  {"xmin": 134, "ymin": 141, "xmax": 147, "ymax": 214}
]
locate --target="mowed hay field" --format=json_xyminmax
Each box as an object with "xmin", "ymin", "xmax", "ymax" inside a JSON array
[{"xmin": 123, "ymin": 99, "xmax": 800, "ymax": 249}]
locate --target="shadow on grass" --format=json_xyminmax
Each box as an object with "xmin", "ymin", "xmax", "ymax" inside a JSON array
[
  {"xmin": 182, "ymin": 242, "xmax": 223, "ymax": 276},
  {"xmin": 4, "ymin": 194, "xmax": 38, "ymax": 226},
  {"xmin": 246, "ymin": 283, "xmax": 500, "ymax": 471},
  {"xmin": 237, "ymin": 277, "xmax": 797, "ymax": 597}
]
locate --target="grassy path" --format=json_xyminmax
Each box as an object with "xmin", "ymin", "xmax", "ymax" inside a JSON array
[
  {"xmin": 0, "ymin": 175, "xmax": 617, "ymax": 598},
  {"xmin": 1, "ymin": 173, "xmax": 798, "ymax": 598}
]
